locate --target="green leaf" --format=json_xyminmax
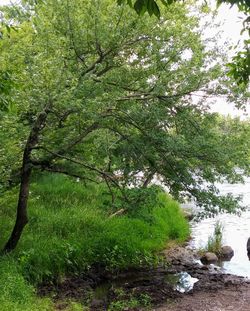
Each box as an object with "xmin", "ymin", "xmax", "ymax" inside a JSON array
[
  {"xmin": 127, "ymin": 0, "xmax": 133, "ymax": 7},
  {"xmin": 6, "ymin": 25, "xmax": 11, "ymax": 33},
  {"xmin": 147, "ymin": 0, "xmax": 160, "ymax": 18},
  {"xmin": 134, "ymin": 0, "xmax": 147, "ymax": 15},
  {"xmin": 161, "ymin": 0, "xmax": 175, "ymax": 5}
]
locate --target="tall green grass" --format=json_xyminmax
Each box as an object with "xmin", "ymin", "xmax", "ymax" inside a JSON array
[
  {"xmin": 204, "ymin": 221, "xmax": 224, "ymax": 255},
  {"xmin": 0, "ymin": 257, "xmax": 51, "ymax": 311},
  {"xmin": 0, "ymin": 174, "xmax": 189, "ymax": 309}
]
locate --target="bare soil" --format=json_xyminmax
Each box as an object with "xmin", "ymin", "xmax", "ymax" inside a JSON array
[
  {"xmin": 155, "ymin": 246, "xmax": 250, "ymax": 311},
  {"xmin": 38, "ymin": 246, "xmax": 250, "ymax": 310},
  {"xmin": 154, "ymin": 283, "xmax": 250, "ymax": 311}
]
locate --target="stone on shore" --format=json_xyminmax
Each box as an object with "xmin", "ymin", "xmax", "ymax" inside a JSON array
[
  {"xmin": 220, "ymin": 246, "xmax": 234, "ymax": 260},
  {"xmin": 200, "ymin": 252, "xmax": 218, "ymax": 264}
]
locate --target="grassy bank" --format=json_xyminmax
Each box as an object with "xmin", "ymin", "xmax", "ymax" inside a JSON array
[{"xmin": 0, "ymin": 174, "xmax": 189, "ymax": 310}]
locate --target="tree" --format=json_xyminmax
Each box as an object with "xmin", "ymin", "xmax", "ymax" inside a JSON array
[
  {"xmin": 118, "ymin": 0, "xmax": 250, "ymax": 88},
  {"xmin": 117, "ymin": 0, "xmax": 175, "ymax": 18},
  {"xmin": 118, "ymin": 0, "xmax": 250, "ymax": 18},
  {"xmin": 0, "ymin": 0, "xmax": 249, "ymax": 252}
]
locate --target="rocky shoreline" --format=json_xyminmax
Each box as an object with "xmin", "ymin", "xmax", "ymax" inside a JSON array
[
  {"xmin": 39, "ymin": 244, "xmax": 250, "ymax": 310},
  {"xmin": 164, "ymin": 245, "xmax": 250, "ymax": 291}
]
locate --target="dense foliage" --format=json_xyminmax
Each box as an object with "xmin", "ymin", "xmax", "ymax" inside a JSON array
[
  {"xmin": 118, "ymin": 0, "xmax": 250, "ymax": 88},
  {"xmin": 118, "ymin": 0, "xmax": 250, "ymax": 18},
  {"xmin": 0, "ymin": 0, "xmax": 249, "ymax": 251},
  {"xmin": 0, "ymin": 0, "xmax": 249, "ymax": 308}
]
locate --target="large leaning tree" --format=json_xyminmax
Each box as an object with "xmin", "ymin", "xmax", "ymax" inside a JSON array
[{"xmin": 0, "ymin": 0, "xmax": 249, "ymax": 252}]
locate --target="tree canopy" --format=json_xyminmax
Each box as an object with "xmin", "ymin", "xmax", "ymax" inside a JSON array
[
  {"xmin": 0, "ymin": 0, "xmax": 249, "ymax": 251},
  {"xmin": 118, "ymin": 0, "xmax": 250, "ymax": 17},
  {"xmin": 118, "ymin": 0, "xmax": 250, "ymax": 88}
]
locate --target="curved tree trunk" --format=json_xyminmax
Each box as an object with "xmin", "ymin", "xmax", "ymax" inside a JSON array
[
  {"xmin": 3, "ymin": 162, "xmax": 31, "ymax": 253},
  {"xmin": 2, "ymin": 104, "xmax": 51, "ymax": 253}
]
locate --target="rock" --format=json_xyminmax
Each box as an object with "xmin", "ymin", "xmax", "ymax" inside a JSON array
[
  {"xmin": 220, "ymin": 246, "xmax": 234, "ymax": 260},
  {"xmin": 200, "ymin": 252, "xmax": 218, "ymax": 264},
  {"xmin": 247, "ymin": 237, "xmax": 250, "ymax": 253},
  {"xmin": 163, "ymin": 246, "xmax": 196, "ymax": 266},
  {"xmin": 182, "ymin": 209, "xmax": 195, "ymax": 221}
]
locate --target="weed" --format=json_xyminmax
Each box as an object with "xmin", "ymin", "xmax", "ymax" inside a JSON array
[
  {"xmin": 108, "ymin": 297, "xmax": 140, "ymax": 311},
  {"xmin": 202, "ymin": 221, "xmax": 224, "ymax": 255}
]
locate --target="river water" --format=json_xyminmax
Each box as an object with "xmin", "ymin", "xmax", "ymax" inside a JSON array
[{"xmin": 188, "ymin": 177, "xmax": 250, "ymax": 278}]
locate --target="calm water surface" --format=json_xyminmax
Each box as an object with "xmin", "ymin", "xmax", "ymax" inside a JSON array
[{"xmin": 189, "ymin": 177, "xmax": 250, "ymax": 278}]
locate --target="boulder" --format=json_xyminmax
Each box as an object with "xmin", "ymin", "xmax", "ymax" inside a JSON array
[
  {"xmin": 200, "ymin": 252, "xmax": 218, "ymax": 264},
  {"xmin": 247, "ymin": 237, "xmax": 250, "ymax": 254},
  {"xmin": 220, "ymin": 246, "xmax": 234, "ymax": 260}
]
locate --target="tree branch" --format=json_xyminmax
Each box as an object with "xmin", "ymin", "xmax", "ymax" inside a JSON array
[
  {"xmin": 39, "ymin": 166, "xmax": 99, "ymax": 184},
  {"xmin": 32, "ymin": 146, "xmax": 129, "ymax": 202}
]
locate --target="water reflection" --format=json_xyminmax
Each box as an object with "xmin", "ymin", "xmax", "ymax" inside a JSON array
[
  {"xmin": 175, "ymin": 272, "xmax": 199, "ymax": 293},
  {"xmin": 188, "ymin": 177, "xmax": 250, "ymax": 278}
]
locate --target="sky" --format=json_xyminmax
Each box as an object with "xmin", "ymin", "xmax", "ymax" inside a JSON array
[
  {"xmin": 204, "ymin": 2, "xmax": 249, "ymax": 118},
  {"xmin": 0, "ymin": 0, "xmax": 249, "ymax": 118},
  {"xmin": 0, "ymin": 0, "xmax": 13, "ymax": 4}
]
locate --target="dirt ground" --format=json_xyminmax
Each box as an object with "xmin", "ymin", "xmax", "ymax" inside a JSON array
[
  {"xmin": 154, "ymin": 246, "xmax": 250, "ymax": 311},
  {"xmin": 154, "ymin": 283, "xmax": 250, "ymax": 311},
  {"xmin": 39, "ymin": 246, "xmax": 250, "ymax": 311}
]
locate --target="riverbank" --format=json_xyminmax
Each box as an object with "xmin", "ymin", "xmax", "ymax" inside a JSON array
[
  {"xmin": 0, "ymin": 174, "xmax": 189, "ymax": 311},
  {"xmin": 37, "ymin": 245, "xmax": 250, "ymax": 310},
  {"xmin": 1, "ymin": 174, "xmax": 249, "ymax": 310},
  {"xmin": 158, "ymin": 246, "xmax": 250, "ymax": 311}
]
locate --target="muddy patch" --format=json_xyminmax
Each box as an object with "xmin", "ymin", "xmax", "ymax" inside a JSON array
[
  {"xmin": 38, "ymin": 267, "xmax": 183, "ymax": 310},
  {"xmin": 38, "ymin": 247, "xmax": 250, "ymax": 310}
]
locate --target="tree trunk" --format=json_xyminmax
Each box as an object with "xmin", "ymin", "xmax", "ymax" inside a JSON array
[
  {"xmin": 3, "ymin": 162, "xmax": 31, "ymax": 253},
  {"xmin": 2, "ymin": 104, "xmax": 51, "ymax": 253}
]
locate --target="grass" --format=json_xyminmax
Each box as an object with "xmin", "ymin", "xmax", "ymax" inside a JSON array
[
  {"xmin": 0, "ymin": 257, "xmax": 52, "ymax": 311},
  {"xmin": 108, "ymin": 289, "xmax": 152, "ymax": 311},
  {"xmin": 201, "ymin": 221, "xmax": 224, "ymax": 256},
  {"xmin": 0, "ymin": 173, "xmax": 189, "ymax": 310}
]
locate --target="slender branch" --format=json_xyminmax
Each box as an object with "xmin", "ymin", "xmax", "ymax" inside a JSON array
[
  {"xmin": 32, "ymin": 146, "xmax": 129, "ymax": 201},
  {"xmin": 103, "ymin": 175, "xmax": 115, "ymax": 204},
  {"xmin": 96, "ymin": 65, "xmax": 118, "ymax": 77},
  {"xmin": 66, "ymin": 0, "xmax": 86, "ymax": 64},
  {"xmin": 64, "ymin": 122, "xmax": 99, "ymax": 151},
  {"xmin": 40, "ymin": 166, "xmax": 99, "ymax": 184},
  {"xmin": 93, "ymin": 78, "xmax": 146, "ymax": 93},
  {"xmin": 109, "ymin": 208, "xmax": 126, "ymax": 218},
  {"xmin": 81, "ymin": 48, "xmax": 114, "ymax": 77},
  {"xmin": 143, "ymin": 170, "xmax": 156, "ymax": 188},
  {"xmin": 32, "ymin": 121, "xmax": 100, "ymax": 163}
]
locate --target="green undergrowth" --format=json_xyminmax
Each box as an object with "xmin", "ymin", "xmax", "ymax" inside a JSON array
[
  {"xmin": 0, "ymin": 257, "xmax": 52, "ymax": 311},
  {"xmin": 0, "ymin": 174, "xmax": 189, "ymax": 310}
]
